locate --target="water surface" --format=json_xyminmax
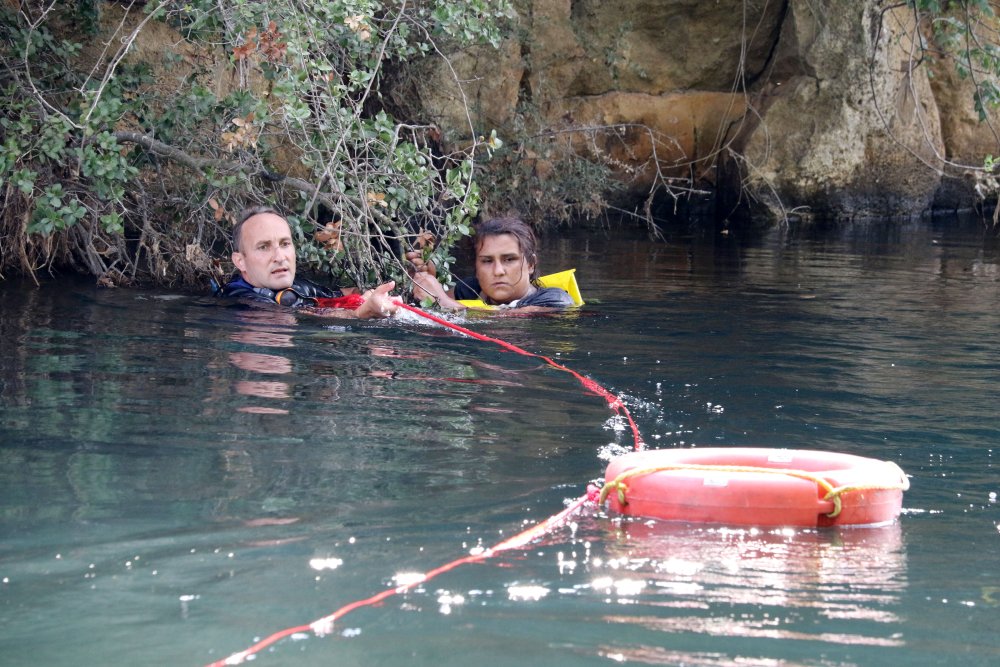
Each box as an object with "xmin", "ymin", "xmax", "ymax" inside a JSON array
[{"xmin": 1, "ymin": 218, "xmax": 998, "ymax": 666}]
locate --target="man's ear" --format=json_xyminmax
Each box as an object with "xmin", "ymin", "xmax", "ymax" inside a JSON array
[{"xmin": 232, "ymin": 251, "xmax": 246, "ymax": 273}]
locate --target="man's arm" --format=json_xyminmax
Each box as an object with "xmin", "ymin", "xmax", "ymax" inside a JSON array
[
  {"xmin": 410, "ymin": 272, "xmax": 465, "ymax": 311},
  {"xmin": 310, "ymin": 281, "xmax": 400, "ymax": 319},
  {"xmin": 406, "ymin": 249, "xmax": 470, "ymax": 311}
]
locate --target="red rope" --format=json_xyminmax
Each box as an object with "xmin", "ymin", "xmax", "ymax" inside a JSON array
[
  {"xmin": 204, "ymin": 302, "xmax": 642, "ymax": 666},
  {"xmin": 313, "ymin": 294, "xmax": 366, "ymax": 309},
  {"xmin": 397, "ymin": 303, "xmax": 644, "ymax": 449}
]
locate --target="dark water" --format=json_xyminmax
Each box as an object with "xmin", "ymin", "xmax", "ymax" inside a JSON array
[{"xmin": 1, "ymin": 218, "xmax": 998, "ymax": 666}]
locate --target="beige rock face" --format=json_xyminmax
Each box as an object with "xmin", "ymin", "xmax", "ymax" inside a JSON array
[
  {"xmin": 531, "ymin": 0, "xmax": 779, "ymax": 96},
  {"xmin": 412, "ymin": 0, "xmax": 781, "ymax": 204},
  {"xmin": 83, "ymin": 1, "xmax": 1000, "ymax": 221},
  {"xmin": 407, "ymin": 40, "xmax": 526, "ymax": 134},
  {"xmin": 561, "ymin": 91, "xmax": 747, "ymax": 193},
  {"xmin": 74, "ymin": 4, "xmax": 314, "ymax": 180},
  {"xmin": 416, "ymin": 0, "xmax": 996, "ymax": 219},
  {"xmin": 925, "ymin": 31, "xmax": 1000, "ymax": 209},
  {"xmin": 735, "ymin": 2, "xmax": 944, "ymax": 219},
  {"xmin": 521, "ymin": 0, "xmax": 781, "ymax": 202},
  {"xmin": 75, "ymin": 5, "xmax": 237, "ymax": 109}
]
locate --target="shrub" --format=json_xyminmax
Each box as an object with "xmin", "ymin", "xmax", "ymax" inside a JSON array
[{"xmin": 0, "ymin": 0, "xmax": 513, "ymax": 287}]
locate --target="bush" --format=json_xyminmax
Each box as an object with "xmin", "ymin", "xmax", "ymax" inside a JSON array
[{"xmin": 0, "ymin": 0, "xmax": 513, "ymax": 287}]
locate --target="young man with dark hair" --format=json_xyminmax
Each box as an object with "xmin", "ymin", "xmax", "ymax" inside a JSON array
[{"xmin": 408, "ymin": 217, "xmax": 575, "ymax": 312}]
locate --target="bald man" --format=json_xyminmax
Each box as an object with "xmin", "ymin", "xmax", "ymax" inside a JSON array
[{"xmin": 220, "ymin": 206, "xmax": 398, "ymax": 319}]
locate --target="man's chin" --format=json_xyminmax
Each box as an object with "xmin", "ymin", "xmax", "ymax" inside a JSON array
[
  {"xmin": 484, "ymin": 288, "xmax": 516, "ymax": 303},
  {"xmin": 267, "ymin": 274, "xmax": 294, "ymax": 290}
]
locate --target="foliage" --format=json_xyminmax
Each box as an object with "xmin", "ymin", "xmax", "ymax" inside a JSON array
[
  {"xmin": 908, "ymin": 1, "xmax": 1000, "ymax": 220},
  {"xmin": 912, "ymin": 0, "xmax": 1000, "ymax": 121},
  {"xmin": 474, "ymin": 111, "xmax": 621, "ymax": 229},
  {"xmin": 0, "ymin": 0, "xmax": 513, "ymax": 286}
]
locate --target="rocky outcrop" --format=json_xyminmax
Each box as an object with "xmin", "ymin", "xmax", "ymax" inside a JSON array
[
  {"xmin": 81, "ymin": 1, "xmax": 1000, "ymax": 223},
  {"xmin": 925, "ymin": 30, "xmax": 1000, "ymax": 211},
  {"xmin": 412, "ymin": 0, "xmax": 780, "ymax": 212},
  {"xmin": 734, "ymin": 2, "xmax": 945, "ymax": 219},
  {"xmin": 415, "ymin": 0, "xmax": 999, "ymax": 221}
]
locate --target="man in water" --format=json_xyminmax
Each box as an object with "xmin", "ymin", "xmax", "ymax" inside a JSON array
[
  {"xmin": 219, "ymin": 206, "xmax": 399, "ymax": 319},
  {"xmin": 408, "ymin": 217, "xmax": 575, "ymax": 312}
]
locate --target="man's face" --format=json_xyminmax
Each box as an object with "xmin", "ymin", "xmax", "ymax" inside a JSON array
[
  {"xmin": 474, "ymin": 233, "xmax": 534, "ymax": 304},
  {"xmin": 232, "ymin": 213, "xmax": 296, "ymax": 290}
]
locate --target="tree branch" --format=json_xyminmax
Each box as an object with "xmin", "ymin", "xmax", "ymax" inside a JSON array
[{"xmin": 110, "ymin": 131, "xmax": 339, "ymax": 210}]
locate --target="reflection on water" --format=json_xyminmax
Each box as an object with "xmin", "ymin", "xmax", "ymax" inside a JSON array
[
  {"xmin": 228, "ymin": 310, "xmax": 298, "ymax": 413},
  {"xmin": 596, "ymin": 520, "xmax": 906, "ymax": 653},
  {"xmin": 0, "ymin": 219, "xmax": 998, "ymax": 666}
]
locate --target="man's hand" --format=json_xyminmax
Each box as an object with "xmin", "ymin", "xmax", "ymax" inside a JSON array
[
  {"xmin": 355, "ymin": 281, "xmax": 399, "ymax": 319},
  {"xmin": 405, "ymin": 249, "xmax": 436, "ymax": 277},
  {"xmin": 410, "ymin": 272, "xmax": 447, "ymax": 303}
]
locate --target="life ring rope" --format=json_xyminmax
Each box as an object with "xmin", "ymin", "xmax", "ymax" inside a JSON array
[{"xmin": 599, "ymin": 460, "xmax": 910, "ymax": 519}]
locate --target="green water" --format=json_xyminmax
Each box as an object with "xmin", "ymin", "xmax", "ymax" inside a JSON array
[{"xmin": 1, "ymin": 219, "xmax": 997, "ymax": 666}]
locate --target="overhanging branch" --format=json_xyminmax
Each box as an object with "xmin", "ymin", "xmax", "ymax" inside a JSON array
[{"xmin": 110, "ymin": 131, "xmax": 339, "ymax": 210}]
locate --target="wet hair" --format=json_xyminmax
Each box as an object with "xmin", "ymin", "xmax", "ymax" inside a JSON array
[
  {"xmin": 475, "ymin": 217, "xmax": 539, "ymax": 280},
  {"xmin": 232, "ymin": 206, "xmax": 285, "ymax": 253}
]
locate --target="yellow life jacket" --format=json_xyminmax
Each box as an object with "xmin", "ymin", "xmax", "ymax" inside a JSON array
[{"xmin": 456, "ymin": 268, "xmax": 584, "ymax": 310}]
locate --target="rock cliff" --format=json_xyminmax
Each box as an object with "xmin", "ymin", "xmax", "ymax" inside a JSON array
[
  {"xmin": 82, "ymin": 1, "xmax": 1000, "ymax": 224},
  {"xmin": 413, "ymin": 0, "xmax": 1000, "ymax": 221}
]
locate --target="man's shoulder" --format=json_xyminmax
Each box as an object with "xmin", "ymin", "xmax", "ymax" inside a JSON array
[
  {"xmin": 219, "ymin": 276, "xmax": 274, "ymax": 303},
  {"xmin": 217, "ymin": 275, "xmax": 340, "ymax": 306},
  {"xmin": 289, "ymin": 277, "xmax": 338, "ymax": 299},
  {"xmin": 519, "ymin": 286, "xmax": 575, "ymax": 309},
  {"xmin": 453, "ymin": 277, "xmax": 481, "ymax": 300}
]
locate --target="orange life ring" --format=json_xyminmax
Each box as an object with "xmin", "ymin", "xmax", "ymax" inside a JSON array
[{"xmin": 600, "ymin": 447, "xmax": 909, "ymax": 527}]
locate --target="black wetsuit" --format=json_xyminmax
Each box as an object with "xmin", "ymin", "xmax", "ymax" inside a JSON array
[{"xmin": 219, "ymin": 276, "xmax": 342, "ymax": 307}]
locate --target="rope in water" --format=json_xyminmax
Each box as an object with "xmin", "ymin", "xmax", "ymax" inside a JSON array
[
  {"xmin": 204, "ymin": 303, "xmax": 643, "ymax": 666},
  {"xmin": 397, "ymin": 303, "xmax": 644, "ymax": 449}
]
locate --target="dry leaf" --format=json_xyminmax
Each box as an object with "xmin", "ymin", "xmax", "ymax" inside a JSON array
[
  {"xmin": 314, "ymin": 221, "xmax": 343, "ymax": 252},
  {"xmin": 186, "ymin": 243, "xmax": 212, "ymax": 271},
  {"xmin": 415, "ymin": 229, "xmax": 435, "ymax": 249},
  {"xmin": 233, "ymin": 27, "xmax": 258, "ymax": 60},
  {"xmin": 220, "ymin": 114, "xmax": 259, "ymax": 151},
  {"xmin": 208, "ymin": 197, "xmax": 225, "ymax": 221},
  {"xmin": 345, "ymin": 15, "xmax": 372, "ymax": 41}
]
